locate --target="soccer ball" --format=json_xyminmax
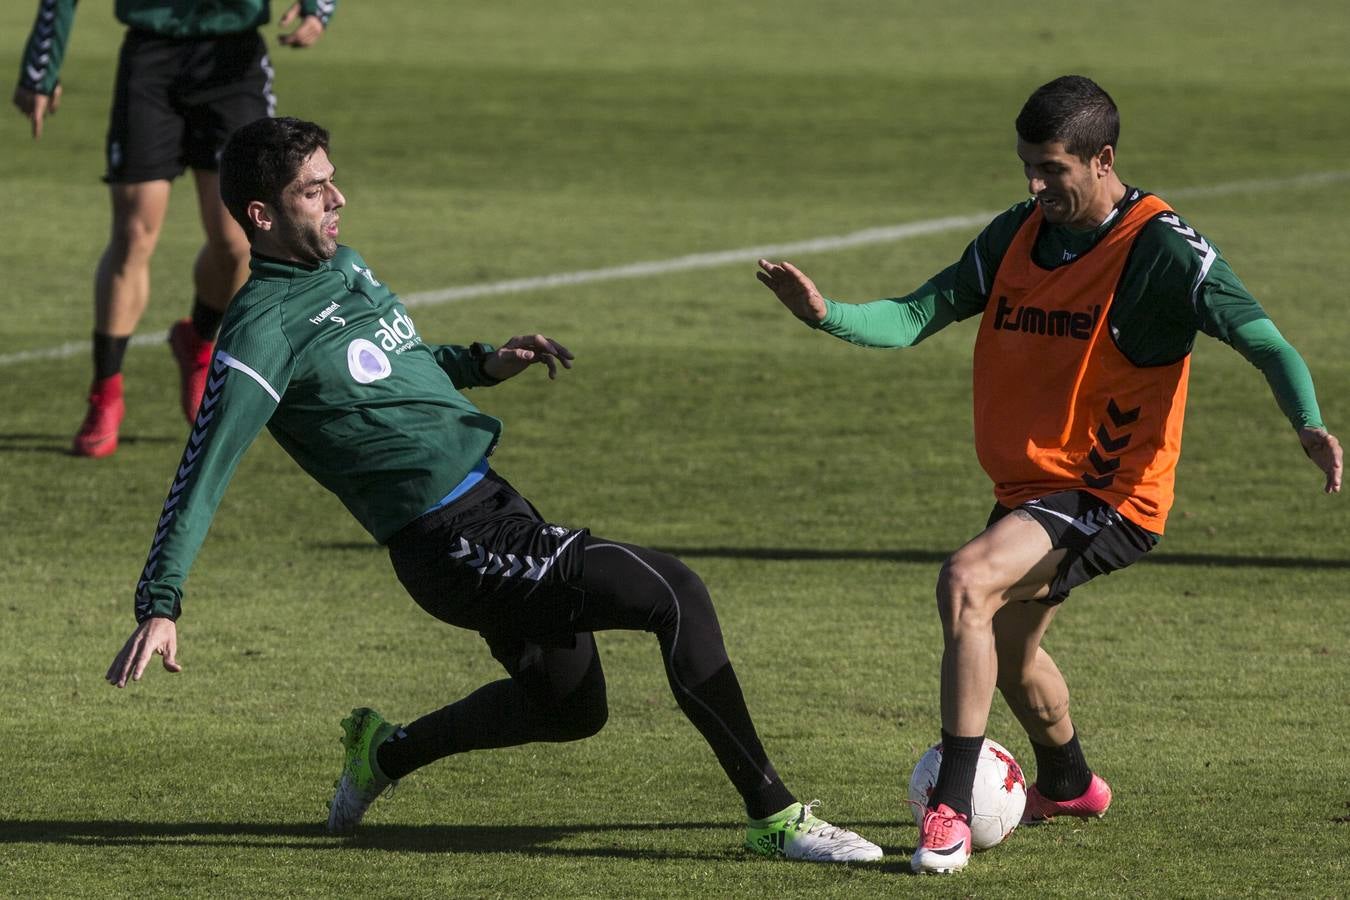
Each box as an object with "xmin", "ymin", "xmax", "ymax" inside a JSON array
[{"xmin": 907, "ymin": 738, "xmax": 1027, "ymax": 850}]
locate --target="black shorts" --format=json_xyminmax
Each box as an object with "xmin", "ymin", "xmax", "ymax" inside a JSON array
[
  {"xmin": 987, "ymin": 490, "xmax": 1159, "ymax": 605},
  {"xmin": 105, "ymin": 29, "xmax": 274, "ymax": 183},
  {"xmin": 386, "ymin": 469, "xmax": 591, "ymax": 649}
]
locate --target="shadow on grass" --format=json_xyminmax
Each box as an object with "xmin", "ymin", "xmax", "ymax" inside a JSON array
[
  {"xmin": 0, "ymin": 432, "xmax": 179, "ymax": 455},
  {"xmin": 0, "ymin": 819, "xmax": 912, "ymax": 863},
  {"xmin": 310, "ymin": 541, "xmax": 1350, "ymax": 571},
  {"xmin": 658, "ymin": 546, "xmax": 1350, "ymax": 570}
]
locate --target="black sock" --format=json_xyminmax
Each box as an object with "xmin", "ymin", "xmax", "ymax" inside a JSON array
[
  {"xmin": 190, "ymin": 296, "xmax": 224, "ymax": 342},
  {"xmin": 743, "ymin": 778, "xmax": 796, "ymax": 821},
  {"xmin": 1030, "ymin": 731, "xmax": 1092, "ymax": 800},
  {"xmin": 929, "ymin": 730, "xmax": 984, "ymax": 820},
  {"xmin": 92, "ymin": 332, "xmax": 130, "ymax": 381}
]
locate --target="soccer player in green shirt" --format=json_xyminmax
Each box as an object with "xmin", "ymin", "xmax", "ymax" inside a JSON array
[
  {"xmin": 13, "ymin": 0, "xmax": 336, "ymax": 458},
  {"xmin": 758, "ymin": 75, "xmax": 1341, "ymax": 875},
  {"xmin": 104, "ymin": 115, "xmax": 883, "ymax": 863}
]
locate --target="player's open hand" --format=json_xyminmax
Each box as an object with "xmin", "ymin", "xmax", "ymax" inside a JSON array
[
  {"xmin": 757, "ymin": 259, "xmax": 827, "ymax": 324},
  {"xmin": 12, "ymin": 84, "xmax": 61, "ymax": 140},
  {"xmin": 484, "ymin": 334, "xmax": 574, "ymax": 382},
  {"xmin": 278, "ymin": 3, "xmax": 326, "ymax": 47},
  {"xmin": 106, "ymin": 617, "xmax": 182, "ymax": 688},
  {"xmin": 1298, "ymin": 427, "xmax": 1343, "ymax": 494}
]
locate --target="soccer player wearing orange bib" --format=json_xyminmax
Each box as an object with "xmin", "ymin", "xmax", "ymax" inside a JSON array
[{"xmin": 756, "ymin": 75, "xmax": 1342, "ymax": 875}]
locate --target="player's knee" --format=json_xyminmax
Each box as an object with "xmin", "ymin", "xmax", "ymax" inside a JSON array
[
  {"xmin": 204, "ymin": 229, "xmax": 250, "ymax": 263},
  {"xmin": 936, "ymin": 556, "xmax": 999, "ymax": 631},
  {"xmin": 108, "ymin": 215, "xmax": 162, "ymax": 261},
  {"xmin": 646, "ymin": 555, "xmax": 714, "ymax": 634},
  {"xmin": 571, "ymin": 694, "xmax": 609, "ymax": 739},
  {"xmin": 550, "ymin": 687, "xmax": 609, "ymax": 741}
]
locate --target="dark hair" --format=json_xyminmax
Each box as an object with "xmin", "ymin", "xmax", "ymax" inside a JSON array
[
  {"xmin": 219, "ymin": 116, "xmax": 331, "ymax": 238},
  {"xmin": 1015, "ymin": 75, "xmax": 1119, "ymax": 162}
]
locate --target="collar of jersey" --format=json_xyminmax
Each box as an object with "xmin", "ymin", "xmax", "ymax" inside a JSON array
[{"xmin": 249, "ymin": 252, "xmax": 333, "ymax": 280}]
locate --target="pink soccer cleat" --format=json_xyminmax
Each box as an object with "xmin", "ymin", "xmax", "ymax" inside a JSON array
[
  {"xmin": 72, "ymin": 374, "xmax": 125, "ymax": 458},
  {"xmin": 1022, "ymin": 772, "xmax": 1112, "ymax": 824},
  {"xmin": 910, "ymin": 803, "xmax": 972, "ymax": 874},
  {"xmin": 168, "ymin": 318, "xmax": 214, "ymax": 423}
]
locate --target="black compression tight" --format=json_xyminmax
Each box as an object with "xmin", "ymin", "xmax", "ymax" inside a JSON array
[{"xmin": 377, "ymin": 539, "xmax": 794, "ymax": 818}]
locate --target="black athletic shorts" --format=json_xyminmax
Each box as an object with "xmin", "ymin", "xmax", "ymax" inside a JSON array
[
  {"xmin": 987, "ymin": 490, "xmax": 1159, "ymax": 605},
  {"xmin": 386, "ymin": 469, "xmax": 590, "ymax": 649},
  {"xmin": 105, "ymin": 29, "xmax": 274, "ymax": 183}
]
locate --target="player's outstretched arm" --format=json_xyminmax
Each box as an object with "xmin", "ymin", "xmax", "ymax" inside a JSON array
[
  {"xmin": 278, "ymin": 3, "xmax": 326, "ymax": 47},
  {"xmin": 757, "ymin": 259, "xmax": 827, "ymax": 324},
  {"xmin": 1298, "ymin": 426, "xmax": 1343, "ymax": 494},
  {"xmin": 482, "ymin": 334, "xmax": 574, "ymax": 382},
  {"xmin": 106, "ymin": 617, "xmax": 182, "ymax": 688},
  {"xmin": 12, "ymin": 84, "xmax": 61, "ymax": 140}
]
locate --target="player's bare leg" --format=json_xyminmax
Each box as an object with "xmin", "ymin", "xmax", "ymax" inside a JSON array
[
  {"xmin": 191, "ymin": 169, "xmax": 251, "ymax": 316},
  {"xmin": 938, "ymin": 512, "xmax": 1062, "ymax": 738},
  {"xmin": 994, "ymin": 594, "xmax": 1111, "ymax": 823},
  {"xmin": 74, "ymin": 180, "xmax": 171, "ymax": 457},
  {"xmin": 914, "ymin": 512, "xmax": 1062, "ymax": 873},
  {"xmin": 994, "ymin": 599, "xmax": 1070, "ymax": 746},
  {"xmin": 95, "ymin": 180, "xmax": 171, "ymax": 336}
]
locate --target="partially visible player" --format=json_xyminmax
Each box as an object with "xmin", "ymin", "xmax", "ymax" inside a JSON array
[
  {"xmin": 12, "ymin": 0, "xmax": 336, "ymax": 457},
  {"xmin": 758, "ymin": 75, "xmax": 1341, "ymax": 875},
  {"xmin": 104, "ymin": 116, "xmax": 883, "ymax": 864}
]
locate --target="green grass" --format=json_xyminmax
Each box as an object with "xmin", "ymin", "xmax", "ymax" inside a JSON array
[{"xmin": 2, "ymin": 1, "xmax": 1348, "ymax": 896}]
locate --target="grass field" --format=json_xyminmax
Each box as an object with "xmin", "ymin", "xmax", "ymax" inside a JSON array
[{"xmin": 2, "ymin": 1, "xmax": 1348, "ymax": 896}]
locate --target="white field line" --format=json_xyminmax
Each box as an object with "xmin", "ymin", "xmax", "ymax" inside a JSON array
[{"xmin": 3, "ymin": 169, "xmax": 1346, "ymax": 369}]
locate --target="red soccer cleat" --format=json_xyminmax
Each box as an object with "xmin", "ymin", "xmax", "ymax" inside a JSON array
[
  {"xmin": 910, "ymin": 803, "xmax": 972, "ymax": 874},
  {"xmin": 1022, "ymin": 772, "xmax": 1113, "ymax": 824},
  {"xmin": 168, "ymin": 318, "xmax": 214, "ymax": 423},
  {"xmin": 72, "ymin": 374, "xmax": 125, "ymax": 458}
]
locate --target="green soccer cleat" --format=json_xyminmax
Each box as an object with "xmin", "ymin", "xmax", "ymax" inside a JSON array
[
  {"xmin": 744, "ymin": 800, "xmax": 883, "ymax": 862},
  {"xmin": 326, "ymin": 707, "xmax": 399, "ymax": 834}
]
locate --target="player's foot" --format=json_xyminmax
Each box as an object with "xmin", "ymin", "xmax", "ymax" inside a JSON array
[
  {"xmin": 72, "ymin": 374, "xmax": 125, "ymax": 458},
  {"xmin": 910, "ymin": 803, "xmax": 971, "ymax": 874},
  {"xmin": 744, "ymin": 800, "xmax": 882, "ymax": 862},
  {"xmin": 327, "ymin": 707, "xmax": 399, "ymax": 834},
  {"xmin": 1022, "ymin": 772, "xmax": 1112, "ymax": 824},
  {"xmin": 168, "ymin": 318, "xmax": 214, "ymax": 423}
]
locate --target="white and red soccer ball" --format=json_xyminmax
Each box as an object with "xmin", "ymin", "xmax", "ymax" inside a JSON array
[{"xmin": 907, "ymin": 737, "xmax": 1027, "ymax": 850}]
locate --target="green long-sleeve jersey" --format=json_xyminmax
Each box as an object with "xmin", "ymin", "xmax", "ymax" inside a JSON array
[
  {"xmin": 134, "ymin": 246, "xmax": 501, "ymax": 623},
  {"xmin": 18, "ymin": 0, "xmax": 338, "ymax": 94},
  {"xmin": 815, "ymin": 189, "xmax": 1324, "ymax": 431}
]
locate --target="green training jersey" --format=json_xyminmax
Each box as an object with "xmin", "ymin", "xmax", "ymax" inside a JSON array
[
  {"xmin": 134, "ymin": 246, "xmax": 501, "ymax": 623},
  {"xmin": 18, "ymin": 0, "xmax": 338, "ymax": 94},
  {"xmin": 816, "ymin": 187, "xmax": 1324, "ymax": 430}
]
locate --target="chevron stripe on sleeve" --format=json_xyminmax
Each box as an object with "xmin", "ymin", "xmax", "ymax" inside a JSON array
[
  {"xmin": 18, "ymin": 0, "xmax": 75, "ymax": 95},
  {"xmin": 134, "ymin": 352, "xmax": 285, "ymax": 622}
]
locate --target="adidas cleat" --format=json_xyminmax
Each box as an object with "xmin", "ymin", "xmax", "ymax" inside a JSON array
[
  {"xmin": 326, "ymin": 707, "xmax": 398, "ymax": 834},
  {"xmin": 745, "ymin": 800, "xmax": 882, "ymax": 862}
]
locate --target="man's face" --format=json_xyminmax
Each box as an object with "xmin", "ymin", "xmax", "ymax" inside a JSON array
[
  {"xmin": 265, "ymin": 147, "xmax": 345, "ymax": 264},
  {"xmin": 1016, "ymin": 138, "xmax": 1112, "ymax": 229}
]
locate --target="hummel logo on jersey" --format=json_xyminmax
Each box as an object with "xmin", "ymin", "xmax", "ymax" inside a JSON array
[
  {"xmin": 993, "ymin": 296, "xmax": 1101, "ymax": 340},
  {"xmin": 375, "ymin": 309, "xmax": 421, "ymax": 354},
  {"xmin": 352, "ymin": 263, "xmax": 380, "ymax": 287},
  {"xmin": 310, "ymin": 301, "xmax": 342, "ymax": 325}
]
